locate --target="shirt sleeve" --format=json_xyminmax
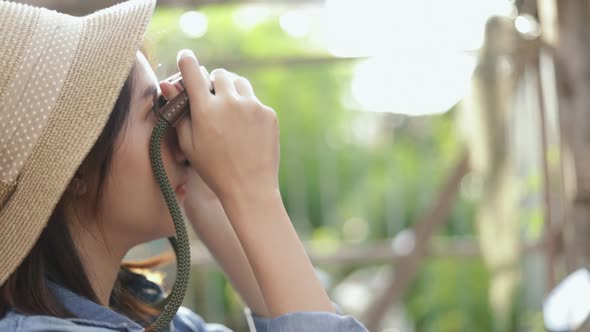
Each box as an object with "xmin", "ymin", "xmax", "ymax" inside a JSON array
[
  {"xmin": 172, "ymin": 306, "xmax": 233, "ymax": 332},
  {"xmin": 243, "ymin": 302, "xmax": 369, "ymax": 332}
]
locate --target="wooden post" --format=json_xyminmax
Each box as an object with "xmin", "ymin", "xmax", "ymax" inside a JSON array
[
  {"xmin": 458, "ymin": 16, "xmax": 525, "ymax": 329},
  {"xmin": 548, "ymin": 0, "xmax": 590, "ymax": 271},
  {"xmin": 362, "ymin": 153, "xmax": 469, "ymax": 331}
]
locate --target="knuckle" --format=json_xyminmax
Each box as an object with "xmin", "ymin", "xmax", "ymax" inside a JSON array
[
  {"xmin": 265, "ymin": 108, "xmax": 278, "ymax": 125},
  {"xmin": 268, "ymin": 111, "xmax": 278, "ymax": 126},
  {"xmin": 242, "ymin": 98, "xmax": 259, "ymax": 109},
  {"xmin": 234, "ymin": 73, "xmax": 248, "ymax": 81},
  {"xmin": 251, "ymin": 102, "xmax": 265, "ymax": 113},
  {"xmin": 224, "ymin": 94, "xmax": 241, "ymax": 107},
  {"xmin": 236, "ymin": 77, "xmax": 254, "ymax": 90},
  {"xmin": 262, "ymin": 105, "xmax": 275, "ymax": 114},
  {"xmin": 257, "ymin": 104, "xmax": 277, "ymax": 121},
  {"xmin": 211, "ymin": 68, "xmax": 228, "ymax": 78}
]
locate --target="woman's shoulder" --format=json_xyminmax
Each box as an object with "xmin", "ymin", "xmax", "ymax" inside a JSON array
[
  {"xmin": 0, "ymin": 307, "xmax": 232, "ymax": 332},
  {"xmin": 173, "ymin": 306, "xmax": 233, "ymax": 332},
  {"xmin": 0, "ymin": 310, "xmax": 118, "ymax": 332},
  {"xmin": 120, "ymin": 269, "xmax": 232, "ymax": 331}
]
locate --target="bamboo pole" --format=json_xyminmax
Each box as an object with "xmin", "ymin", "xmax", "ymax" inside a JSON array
[{"xmin": 362, "ymin": 152, "xmax": 470, "ymax": 332}]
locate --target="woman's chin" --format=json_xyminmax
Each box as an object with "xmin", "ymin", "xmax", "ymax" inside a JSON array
[
  {"xmin": 162, "ymin": 219, "xmax": 177, "ymax": 238},
  {"xmin": 146, "ymin": 214, "xmax": 178, "ymax": 239}
]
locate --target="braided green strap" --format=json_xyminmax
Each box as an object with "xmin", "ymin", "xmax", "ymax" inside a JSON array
[{"xmin": 146, "ymin": 119, "xmax": 191, "ymax": 331}]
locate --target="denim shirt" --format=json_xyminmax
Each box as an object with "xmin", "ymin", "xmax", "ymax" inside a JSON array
[{"xmin": 0, "ymin": 271, "xmax": 368, "ymax": 332}]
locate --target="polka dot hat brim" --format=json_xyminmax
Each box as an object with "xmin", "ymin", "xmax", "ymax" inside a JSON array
[{"xmin": 0, "ymin": 0, "xmax": 156, "ymax": 286}]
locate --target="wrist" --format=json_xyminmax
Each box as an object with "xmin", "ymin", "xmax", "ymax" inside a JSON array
[
  {"xmin": 219, "ymin": 185, "xmax": 283, "ymax": 219},
  {"xmin": 218, "ymin": 185, "xmax": 334, "ymax": 315}
]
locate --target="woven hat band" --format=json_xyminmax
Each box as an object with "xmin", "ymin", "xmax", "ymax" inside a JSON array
[{"xmin": 0, "ymin": 9, "xmax": 82, "ymax": 203}]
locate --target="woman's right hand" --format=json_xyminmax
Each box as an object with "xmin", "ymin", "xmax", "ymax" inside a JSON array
[
  {"xmin": 174, "ymin": 49, "xmax": 280, "ymax": 205},
  {"xmin": 175, "ymin": 50, "xmax": 336, "ymax": 317}
]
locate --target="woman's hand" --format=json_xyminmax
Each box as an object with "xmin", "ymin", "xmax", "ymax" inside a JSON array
[
  {"xmin": 174, "ymin": 49, "xmax": 334, "ymax": 316},
  {"xmin": 160, "ymin": 78, "xmax": 270, "ymax": 317},
  {"xmin": 183, "ymin": 168, "xmax": 270, "ymax": 317},
  {"xmin": 174, "ymin": 49, "xmax": 280, "ymax": 206}
]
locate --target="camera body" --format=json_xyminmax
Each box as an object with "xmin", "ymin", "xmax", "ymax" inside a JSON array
[
  {"xmin": 155, "ymin": 69, "xmax": 214, "ymax": 126},
  {"xmin": 154, "ymin": 78, "xmax": 190, "ymax": 126}
]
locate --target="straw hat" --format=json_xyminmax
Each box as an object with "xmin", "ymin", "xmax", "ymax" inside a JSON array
[{"xmin": 0, "ymin": 0, "xmax": 156, "ymax": 286}]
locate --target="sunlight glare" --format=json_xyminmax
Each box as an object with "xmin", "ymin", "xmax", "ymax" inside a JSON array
[
  {"xmin": 351, "ymin": 53, "xmax": 476, "ymax": 115},
  {"xmin": 280, "ymin": 9, "xmax": 312, "ymax": 38}
]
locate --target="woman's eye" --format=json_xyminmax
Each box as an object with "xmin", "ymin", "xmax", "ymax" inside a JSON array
[
  {"xmin": 158, "ymin": 94, "xmax": 168, "ymax": 109},
  {"xmin": 148, "ymin": 103, "xmax": 159, "ymax": 121}
]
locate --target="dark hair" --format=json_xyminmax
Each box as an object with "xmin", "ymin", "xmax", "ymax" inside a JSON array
[{"xmin": 0, "ymin": 51, "xmax": 167, "ymax": 326}]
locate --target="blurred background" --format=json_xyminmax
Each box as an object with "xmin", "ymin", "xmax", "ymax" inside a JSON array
[{"xmin": 17, "ymin": 0, "xmax": 590, "ymax": 331}]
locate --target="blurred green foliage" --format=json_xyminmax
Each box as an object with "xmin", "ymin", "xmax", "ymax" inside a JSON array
[
  {"xmin": 145, "ymin": 4, "xmax": 533, "ymax": 332},
  {"xmin": 407, "ymin": 258, "xmax": 493, "ymax": 332}
]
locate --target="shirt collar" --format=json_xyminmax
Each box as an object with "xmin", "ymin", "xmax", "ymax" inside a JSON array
[{"xmin": 47, "ymin": 280, "xmax": 145, "ymax": 332}]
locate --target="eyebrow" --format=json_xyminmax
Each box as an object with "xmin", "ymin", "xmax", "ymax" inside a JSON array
[{"xmin": 142, "ymin": 84, "xmax": 158, "ymax": 100}]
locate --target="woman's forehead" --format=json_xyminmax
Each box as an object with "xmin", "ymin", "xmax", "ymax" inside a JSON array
[{"xmin": 135, "ymin": 51, "xmax": 159, "ymax": 94}]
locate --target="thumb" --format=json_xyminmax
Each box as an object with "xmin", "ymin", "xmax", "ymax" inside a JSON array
[
  {"xmin": 160, "ymin": 80, "xmax": 195, "ymax": 165},
  {"xmin": 175, "ymin": 114, "xmax": 194, "ymax": 163}
]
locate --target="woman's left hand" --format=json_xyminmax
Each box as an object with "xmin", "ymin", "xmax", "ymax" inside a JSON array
[{"xmin": 185, "ymin": 166, "xmax": 217, "ymax": 204}]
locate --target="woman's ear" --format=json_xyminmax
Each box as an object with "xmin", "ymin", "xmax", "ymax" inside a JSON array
[{"xmin": 67, "ymin": 171, "xmax": 88, "ymax": 197}]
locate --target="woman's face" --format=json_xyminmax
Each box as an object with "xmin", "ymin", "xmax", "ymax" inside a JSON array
[{"xmin": 88, "ymin": 51, "xmax": 189, "ymax": 247}]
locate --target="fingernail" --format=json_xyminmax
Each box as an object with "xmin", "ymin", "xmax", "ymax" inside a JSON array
[{"xmin": 177, "ymin": 49, "xmax": 195, "ymax": 62}]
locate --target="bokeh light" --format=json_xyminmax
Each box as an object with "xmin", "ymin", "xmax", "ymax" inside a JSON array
[{"xmin": 179, "ymin": 11, "xmax": 208, "ymax": 38}]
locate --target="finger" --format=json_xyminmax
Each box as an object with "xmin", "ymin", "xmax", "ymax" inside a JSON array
[
  {"xmin": 176, "ymin": 49, "xmax": 211, "ymax": 103},
  {"xmin": 159, "ymin": 81, "xmax": 181, "ymax": 100},
  {"xmin": 234, "ymin": 76, "xmax": 256, "ymax": 98},
  {"xmin": 167, "ymin": 75, "xmax": 187, "ymax": 93},
  {"xmin": 200, "ymin": 66, "xmax": 215, "ymax": 94},
  {"xmin": 210, "ymin": 68, "xmax": 239, "ymax": 98},
  {"xmin": 164, "ymin": 69, "xmax": 210, "ymax": 94}
]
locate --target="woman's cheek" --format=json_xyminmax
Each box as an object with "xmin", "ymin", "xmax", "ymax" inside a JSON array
[
  {"xmin": 123, "ymin": 123, "xmax": 179, "ymax": 240},
  {"xmin": 146, "ymin": 141, "xmax": 179, "ymax": 238},
  {"xmin": 108, "ymin": 143, "xmax": 165, "ymax": 240}
]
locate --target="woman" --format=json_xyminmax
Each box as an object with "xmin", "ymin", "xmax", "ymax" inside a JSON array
[{"xmin": 0, "ymin": 0, "xmax": 368, "ymax": 331}]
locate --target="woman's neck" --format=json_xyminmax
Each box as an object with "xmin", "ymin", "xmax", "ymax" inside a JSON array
[{"xmin": 68, "ymin": 221, "xmax": 132, "ymax": 307}]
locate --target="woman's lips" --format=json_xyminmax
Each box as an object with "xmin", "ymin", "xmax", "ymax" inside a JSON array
[
  {"xmin": 174, "ymin": 172, "xmax": 189, "ymax": 197},
  {"xmin": 175, "ymin": 183, "xmax": 186, "ymax": 195}
]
